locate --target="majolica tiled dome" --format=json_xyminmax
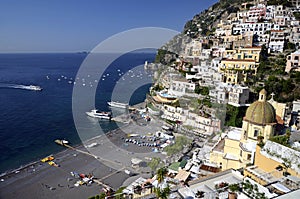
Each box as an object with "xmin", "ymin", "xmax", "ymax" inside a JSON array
[{"xmin": 244, "ymin": 89, "xmax": 277, "ymax": 125}]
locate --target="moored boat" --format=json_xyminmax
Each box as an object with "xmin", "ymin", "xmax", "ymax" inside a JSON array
[{"xmin": 107, "ymin": 101, "xmax": 128, "ymax": 109}]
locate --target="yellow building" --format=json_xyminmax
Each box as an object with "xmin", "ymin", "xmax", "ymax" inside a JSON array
[
  {"xmin": 236, "ymin": 47, "xmax": 261, "ymax": 62},
  {"xmin": 219, "ymin": 59, "xmax": 256, "ymax": 84},
  {"xmin": 268, "ymin": 93, "xmax": 286, "ymax": 121},
  {"xmin": 210, "ymin": 89, "xmax": 278, "ymax": 171},
  {"xmin": 244, "ymin": 141, "xmax": 300, "ymax": 186},
  {"xmin": 223, "ymin": 47, "xmax": 261, "ymax": 62},
  {"xmin": 220, "ymin": 47, "xmax": 261, "ymax": 84}
]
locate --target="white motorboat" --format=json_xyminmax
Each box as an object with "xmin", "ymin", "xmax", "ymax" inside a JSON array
[
  {"xmin": 107, "ymin": 101, "xmax": 128, "ymax": 109},
  {"xmin": 86, "ymin": 109, "xmax": 112, "ymax": 120}
]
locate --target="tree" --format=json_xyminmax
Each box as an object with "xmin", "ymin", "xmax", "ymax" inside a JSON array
[
  {"xmin": 154, "ymin": 167, "xmax": 170, "ymax": 199},
  {"xmin": 147, "ymin": 157, "xmax": 161, "ymax": 175},
  {"xmin": 154, "ymin": 186, "xmax": 170, "ymax": 199},
  {"xmin": 195, "ymin": 86, "xmax": 209, "ymax": 95},
  {"xmin": 282, "ymin": 158, "xmax": 291, "ymax": 176},
  {"xmin": 156, "ymin": 167, "xmax": 168, "ymax": 183}
]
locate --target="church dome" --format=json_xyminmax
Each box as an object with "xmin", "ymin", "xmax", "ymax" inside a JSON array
[{"xmin": 244, "ymin": 89, "xmax": 277, "ymax": 125}]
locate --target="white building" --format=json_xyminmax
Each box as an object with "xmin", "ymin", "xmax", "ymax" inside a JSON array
[
  {"xmin": 209, "ymin": 82, "xmax": 229, "ymax": 104},
  {"xmin": 161, "ymin": 104, "xmax": 221, "ymax": 135},
  {"xmin": 269, "ymin": 30, "xmax": 285, "ymax": 53},
  {"xmin": 232, "ymin": 22, "xmax": 280, "ymax": 36},
  {"xmin": 161, "ymin": 104, "xmax": 187, "ymax": 122},
  {"xmin": 265, "ymin": 5, "xmax": 275, "ymax": 20},
  {"xmin": 185, "ymin": 112, "xmax": 221, "ymax": 135},
  {"xmin": 228, "ymin": 85, "xmax": 250, "ymax": 107},
  {"xmin": 184, "ymin": 39, "xmax": 202, "ymax": 57},
  {"xmin": 209, "ymin": 82, "xmax": 250, "ymax": 107},
  {"xmin": 178, "ymin": 169, "xmax": 244, "ymax": 199},
  {"xmin": 168, "ymin": 78, "xmax": 197, "ymax": 97}
]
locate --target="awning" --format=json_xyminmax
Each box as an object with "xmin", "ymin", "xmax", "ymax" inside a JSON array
[
  {"xmin": 174, "ymin": 170, "xmax": 190, "ymax": 182},
  {"xmin": 271, "ymin": 182, "xmax": 291, "ymax": 193}
]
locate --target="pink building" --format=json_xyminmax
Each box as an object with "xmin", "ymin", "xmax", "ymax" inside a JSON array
[{"xmin": 286, "ymin": 50, "xmax": 300, "ymax": 73}]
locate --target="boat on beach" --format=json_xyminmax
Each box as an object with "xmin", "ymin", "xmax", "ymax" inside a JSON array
[
  {"xmin": 86, "ymin": 109, "xmax": 112, "ymax": 120},
  {"xmin": 107, "ymin": 101, "xmax": 128, "ymax": 109}
]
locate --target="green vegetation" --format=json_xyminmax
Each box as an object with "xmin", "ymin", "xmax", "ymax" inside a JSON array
[
  {"xmin": 189, "ymin": 98, "xmax": 200, "ymax": 111},
  {"xmin": 269, "ymin": 130, "xmax": 291, "ymax": 147},
  {"xmin": 89, "ymin": 187, "xmax": 125, "ymax": 199},
  {"xmin": 156, "ymin": 167, "xmax": 168, "ymax": 183},
  {"xmin": 293, "ymin": 12, "xmax": 300, "ymax": 20},
  {"xmin": 269, "ymin": 135, "xmax": 289, "ymax": 147},
  {"xmin": 184, "ymin": 20, "xmax": 199, "ymax": 38},
  {"xmin": 155, "ymin": 49, "xmax": 177, "ymax": 65},
  {"xmin": 286, "ymin": 42, "xmax": 296, "ymax": 51},
  {"xmin": 171, "ymin": 100, "xmax": 180, "ymax": 108},
  {"xmin": 264, "ymin": 75, "xmax": 298, "ymax": 102},
  {"xmin": 114, "ymin": 187, "xmax": 126, "ymax": 199},
  {"xmin": 164, "ymin": 136, "xmax": 192, "ymax": 155},
  {"xmin": 225, "ymin": 105, "xmax": 247, "ymax": 127},
  {"xmin": 154, "ymin": 186, "xmax": 170, "ymax": 199},
  {"xmin": 88, "ymin": 193, "xmax": 106, "ymax": 199},
  {"xmin": 241, "ymin": 180, "xmax": 267, "ymax": 199},
  {"xmin": 152, "ymin": 84, "xmax": 164, "ymax": 92},
  {"xmin": 194, "ymin": 85, "xmax": 209, "ymax": 95},
  {"xmin": 147, "ymin": 103, "xmax": 160, "ymax": 112},
  {"xmin": 147, "ymin": 157, "xmax": 161, "ymax": 173},
  {"xmin": 267, "ymin": 0, "xmax": 292, "ymax": 7},
  {"xmin": 198, "ymin": 98, "xmax": 212, "ymax": 108},
  {"xmin": 251, "ymin": 47, "xmax": 300, "ymax": 103},
  {"xmin": 256, "ymin": 53, "xmax": 286, "ymax": 77},
  {"xmin": 282, "ymin": 158, "xmax": 292, "ymax": 176}
]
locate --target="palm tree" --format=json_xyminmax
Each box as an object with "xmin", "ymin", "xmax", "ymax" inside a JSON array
[
  {"xmin": 156, "ymin": 167, "xmax": 167, "ymax": 184},
  {"xmin": 155, "ymin": 167, "xmax": 170, "ymax": 199},
  {"xmin": 154, "ymin": 186, "xmax": 170, "ymax": 199}
]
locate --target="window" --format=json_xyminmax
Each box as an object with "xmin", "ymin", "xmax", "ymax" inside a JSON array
[
  {"xmin": 240, "ymin": 150, "xmax": 242, "ymax": 157},
  {"xmin": 254, "ymin": 129, "xmax": 259, "ymax": 137},
  {"xmin": 247, "ymin": 154, "xmax": 251, "ymax": 160}
]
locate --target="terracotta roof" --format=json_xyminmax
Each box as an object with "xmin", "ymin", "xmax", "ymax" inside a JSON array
[
  {"xmin": 200, "ymin": 164, "xmax": 220, "ymax": 173},
  {"xmin": 212, "ymin": 138, "xmax": 225, "ymax": 152},
  {"xmin": 276, "ymin": 115, "xmax": 284, "ymax": 125},
  {"xmin": 271, "ymin": 30, "xmax": 283, "ymax": 32},
  {"xmin": 222, "ymin": 59, "xmax": 256, "ymax": 62}
]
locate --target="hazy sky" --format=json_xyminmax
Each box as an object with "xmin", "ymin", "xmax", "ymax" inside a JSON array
[{"xmin": 0, "ymin": 0, "xmax": 218, "ymax": 52}]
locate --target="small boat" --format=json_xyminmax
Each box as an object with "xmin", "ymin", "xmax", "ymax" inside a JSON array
[
  {"xmin": 107, "ymin": 101, "xmax": 128, "ymax": 109},
  {"xmin": 86, "ymin": 109, "xmax": 112, "ymax": 120},
  {"xmin": 41, "ymin": 156, "xmax": 54, "ymax": 163},
  {"xmin": 54, "ymin": 139, "xmax": 69, "ymax": 145},
  {"xmin": 26, "ymin": 85, "xmax": 42, "ymax": 91}
]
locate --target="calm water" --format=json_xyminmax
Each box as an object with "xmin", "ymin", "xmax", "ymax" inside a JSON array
[{"xmin": 0, "ymin": 52, "xmax": 155, "ymax": 173}]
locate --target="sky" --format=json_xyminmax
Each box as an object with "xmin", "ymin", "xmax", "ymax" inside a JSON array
[{"xmin": 0, "ymin": 0, "xmax": 218, "ymax": 52}]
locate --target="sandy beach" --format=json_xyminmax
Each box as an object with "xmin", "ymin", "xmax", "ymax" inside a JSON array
[{"xmin": 0, "ymin": 118, "xmax": 167, "ymax": 199}]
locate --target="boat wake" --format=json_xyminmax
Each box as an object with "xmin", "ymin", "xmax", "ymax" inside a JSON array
[{"xmin": 0, "ymin": 83, "xmax": 42, "ymax": 91}]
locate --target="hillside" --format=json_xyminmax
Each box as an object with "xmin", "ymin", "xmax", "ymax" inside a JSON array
[{"xmin": 155, "ymin": 0, "xmax": 300, "ymax": 103}]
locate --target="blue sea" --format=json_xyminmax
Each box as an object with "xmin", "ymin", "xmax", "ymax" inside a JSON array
[{"xmin": 0, "ymin": 52, "xmax": 155, "ymax": 174}]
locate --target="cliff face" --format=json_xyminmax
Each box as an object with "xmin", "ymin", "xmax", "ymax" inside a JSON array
[{"xmin": 156, "ymin": 0, "xmax": 245, "ymax": 60}]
